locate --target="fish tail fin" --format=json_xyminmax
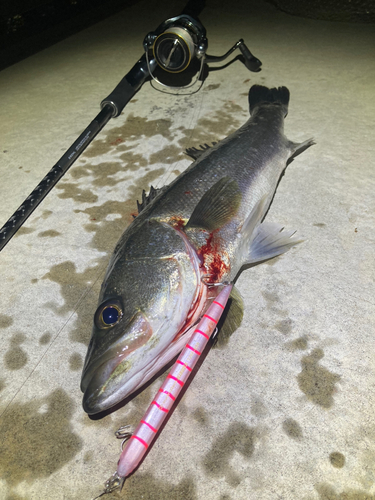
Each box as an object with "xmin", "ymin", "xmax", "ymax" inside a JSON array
[{"xmin": 249, "ymin": 85, "xmax": 290, "ymax": 116}]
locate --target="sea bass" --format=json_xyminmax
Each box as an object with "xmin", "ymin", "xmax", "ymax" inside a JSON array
[{"xmin": 81, "ymin": 85, "xmax": 314, "ymax": 414}]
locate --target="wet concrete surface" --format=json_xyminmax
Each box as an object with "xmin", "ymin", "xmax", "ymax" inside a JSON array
[{"xmin": 0, "ymin": 0, "xmax": 374, "ymax": 499}]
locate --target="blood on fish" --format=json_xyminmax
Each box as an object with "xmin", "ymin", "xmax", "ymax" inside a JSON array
[
  {"xmin": 198, "ymin": 231, "xmax": 229, "ymax": 283},
  {"xmin": 169, "ymin": 215, "xmax": 186, "ymax": 231}
]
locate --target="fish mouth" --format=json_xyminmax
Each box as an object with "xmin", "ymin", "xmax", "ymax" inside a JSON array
[
  {"xmin": 81, "ymin": 312, "xmax": 153, "ymax": 414},
  {"xmin": 82, "ymin": 354, "xmax": 136, "ymax": 414}
]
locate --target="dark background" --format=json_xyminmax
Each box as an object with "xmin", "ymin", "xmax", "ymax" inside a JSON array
[{"xmin": 1, "ymin": 0, "xmax": 374, "ymax": 71}]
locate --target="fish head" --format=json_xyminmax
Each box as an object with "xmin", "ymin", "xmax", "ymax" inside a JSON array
[{"xmin": 81, "ymin": 220, "xmax": 201, "ymax": 414}]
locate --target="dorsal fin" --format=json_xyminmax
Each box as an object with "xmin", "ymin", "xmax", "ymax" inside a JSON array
[
  {"xmin": 136, "ymin": 185, "xmax": 164, "ymax": 215},
  {"xmin": 185, "ymin": 142, "xmax": 217, "ymax": 161},
  {"xmin": 185, "ymin": 177, "xmax": 242, "ymax": 232}
]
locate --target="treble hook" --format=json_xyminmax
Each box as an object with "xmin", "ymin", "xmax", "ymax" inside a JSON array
[
  {"xmin": 92, "ymin": 425, "xmax": 132, "ymax": 499},
  {"xmin": 115, "ymin": 424, "xmax": 133, "ymax": 450},
  {"xmin": 92, "ymin": 471, "xmax": 126, "ymax": 499}
]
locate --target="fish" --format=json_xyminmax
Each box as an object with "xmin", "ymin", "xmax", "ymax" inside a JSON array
[{"xmin": 81, "ymin": 84, "xmax": 314, "ymax": 415}]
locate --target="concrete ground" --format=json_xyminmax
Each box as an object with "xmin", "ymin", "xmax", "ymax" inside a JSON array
[{"xmin": 0, "ymin": 1, "xmax": 374, "ymax": 499}]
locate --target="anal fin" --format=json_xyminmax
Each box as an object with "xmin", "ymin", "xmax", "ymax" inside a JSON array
[{"xmin": 287, "ymin": 138, "xmax": 315, "ymax": 165}]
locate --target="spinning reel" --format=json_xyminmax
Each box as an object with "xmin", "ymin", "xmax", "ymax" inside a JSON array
[
  {"xmin": 143, "ymin": 14, "xmax": 261, "ymax": 92},
  {"xmin": 0, "ymin": 2, "xmax": 262, "ymax": 250}
]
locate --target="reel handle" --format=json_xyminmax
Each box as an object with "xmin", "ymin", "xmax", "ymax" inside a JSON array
[{"xmin": 238, "ymin": 40, "xmax": 262, "ymax": 72}]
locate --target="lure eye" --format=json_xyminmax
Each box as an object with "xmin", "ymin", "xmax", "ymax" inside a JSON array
[{"xmin": 95, "ymin": 300, "xmax": 123, "ymax": 329}]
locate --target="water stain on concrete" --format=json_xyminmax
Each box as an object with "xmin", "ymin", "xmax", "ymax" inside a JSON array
[
  {"xmin": 179, "ymin": 102, "xmax": 245, "ymax": 151},
  {"xmin": 83, "ymin": 114, "xmax": 174, "ymax": 158},
  {"xmin": 42, "ymin": 259, "xmax": 103, "ymax": 345},
  {"xmin": 297, "ymin": 348, "xmax": 341, "ymax": 408},
  {"xmin": 4, "ymin": 333, "xmax": 28, "ymax": 370},
  {"xmin": 83, "ymin": 450, "xmax": 93, "ymax": 463},
  {"xmin": 251, "ymin": 398, "xmax": 268, "ymax": 418},
  {"xmin": 261, "ymin": 288, "xmax": 289, "ymax": 318},
  {"xmin": 70, "ymin": 161, "xmax": 131, "ymax": 186},
  {"xmin": 202, "ymin": 422, "xmax": 257, "ymax": 486},
  {"xmin": 42, "ymin": 261, "xmax": 100, "ymax": 317},
  {"xmin": 5, "ymin": 493, "xmax": 24, "ymax": 500},
  {"xmin": 284, "ymin": 336, "xmax": 308, "ymax": 351},
  {"xmin": 313, "ymin": 223, "xmax": 327, "ymax": 228},
  {"xmin": 77, "ymin": 168, "xmax": 166, "ymax": 254},
  {"xmin": 0, "ymin": 389, "xmax": 82, "ymax": 486},
  {"xmin": 192, "ymin": 406, "xmax": 210, "ymax": 426},
  {"xmin": 149, "ymin": 144, "xmax": 184, "ymax": 165},
  {"xmin": 262, "ymin": 290, "xmax": 280, "ymax": 306},
  {"xmin": 39, "ymin": 332, "xmax": 52, "ymax": 345},
  {"xmin": 282, "ymin": 418, "xmax": 303, "ymax": 439},
  {"xmin": 329, "ymin": 451, "xmax": 345, "ymax": 468},
  {"xmin": 41, "ymin": 209, "xmax": 53, "ymax": 219},
  {"xmin": 69, "ymin": 352, "xmax": 83, "ymax": 371},
  {"xmin": 0, "ymin": 314, "xmax": 13, "ymax": 328},
  {"xmin": 38, "ymin": 229, "xmax": 61, "ymax": 237},
  {"xmin": 0, "ymin": 379, "xmax": 5, "ymax": 392},
  {"xmin": 315, "ymin": 483, "xmax": 374, "ymax": 500},
  {"xmin": 14, "ymin": 226, "xmax": 35, "ymax": 236},
  {"xmin": 205, "ymin": 83, "xmax": 221, "ymax": 91},
  {"xmin": 118, "ymin": 151, "xmax": 149, "ymax": 170},
  {"xmin": 274, "ymin": 317, "xmax": 293, "ymax": 335},
  {"xmin": 79, "ymin": 201, "xmax": 135, "ymax": 251},
  {"xmin": 124, "ymin": 472, "xmax": 197, "ymax": 500},
  {"xmin": 56, "ymin": 181, "xmax": 98, "ymax": 203}
]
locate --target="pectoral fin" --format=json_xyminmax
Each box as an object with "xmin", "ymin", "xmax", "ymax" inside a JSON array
[
  {"xmin": 246, "ymin": 222, "xmax": 303, "ymax": 264},
  {"xmin": 237, "ymin": 194, "xmax": 302, "ymax": 266},
  {"xmin": 185, "ymin": 177, "xmax": 242, "ymax": 232}
]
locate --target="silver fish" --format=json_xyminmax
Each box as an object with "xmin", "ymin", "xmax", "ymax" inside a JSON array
[{"xmin": 81, "ymin": 85, "xmax": 314, "ymax": 414}]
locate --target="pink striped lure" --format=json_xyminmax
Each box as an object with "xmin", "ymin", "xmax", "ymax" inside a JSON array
[{"xmin": 94, "ymin": 283, "xmax": 232, "ymax": 498}]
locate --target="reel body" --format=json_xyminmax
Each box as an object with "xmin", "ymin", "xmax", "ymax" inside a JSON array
[
  {"xmin": 144, "ymin": 15, "xmax": 208, "ymax": 90},
  {"xmin": 143, "ymin": 14, "xmax": 261, "ymax": 92}
]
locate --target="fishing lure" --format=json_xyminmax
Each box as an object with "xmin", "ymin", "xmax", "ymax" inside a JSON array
[{"xmin": 94, "ymin": 283, "xmax": 233, "ymax": 498}]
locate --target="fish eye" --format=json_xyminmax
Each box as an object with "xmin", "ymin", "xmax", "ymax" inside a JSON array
[{"xmin": 95, "ymin": 299, "xmax": 123, "ymax": 329}]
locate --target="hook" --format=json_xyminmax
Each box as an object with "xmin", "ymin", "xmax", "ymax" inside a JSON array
[
  {"xmin": 201, "ymin": 275, "xmax": 230, "ymax": 287},
  {"xmin": 92, "ymin": 472, "xmax": 126, "ymax": 499}
]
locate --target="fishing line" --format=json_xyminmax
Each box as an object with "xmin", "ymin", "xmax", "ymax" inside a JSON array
[
  {"xmin": 0, "ymin": 261, "xmax": 107, "ymax": 420},
  {"xmin": 152, "ymin": 84, "xmax": 206, "ymax": 191}
]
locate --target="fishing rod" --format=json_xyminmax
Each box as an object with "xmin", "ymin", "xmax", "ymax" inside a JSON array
[{"xmin": 0, "ymin": 0, "xmax": 261, "ymax": 252}]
